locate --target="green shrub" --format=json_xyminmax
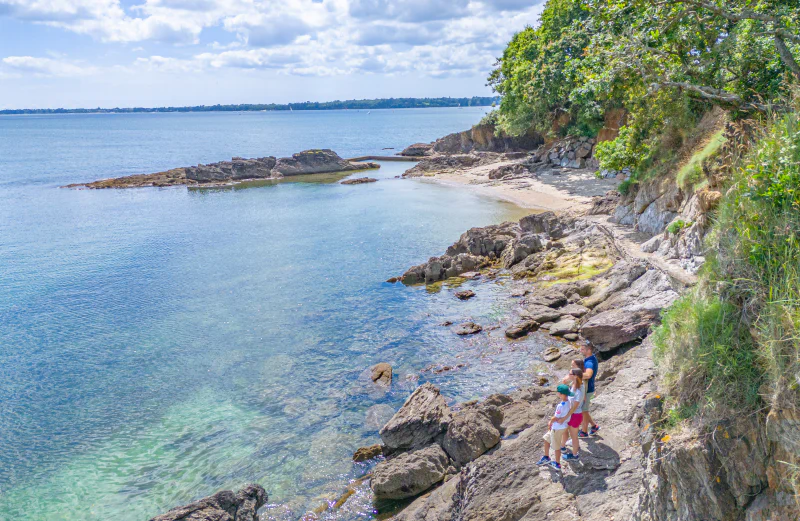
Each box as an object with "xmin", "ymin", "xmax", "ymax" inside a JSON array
[
  {"xmin": 666, "ymin": 219, "xmax": 690, "ymax": 235},
  {"xmin": 654, "ymin": 294, "xmax": 763, "ymax": 418},
  {"xmin": 617, "ymin": 179, "xmax": 633, "ymax": 195},
  {"xmin": 595, "ymin": 126, "xmax": 645, "ymax": 172},
  {"xmin": 676, "ymin": 129, "xmax": 726, "ymax": 189},
  {"xmin": 655, "ymin": 104, "xmax": 800, "ymax": 425}
]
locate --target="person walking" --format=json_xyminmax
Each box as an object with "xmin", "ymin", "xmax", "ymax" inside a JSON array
[{"xmin": 579, "ymin": 344, "xmax": 600, "ymax": 437}]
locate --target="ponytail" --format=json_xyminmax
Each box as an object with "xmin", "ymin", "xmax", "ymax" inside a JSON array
[{"xmin": 570, "ymin": 368, "xmax": 583, "ymax": 388}]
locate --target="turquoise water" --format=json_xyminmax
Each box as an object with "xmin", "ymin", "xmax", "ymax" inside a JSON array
[{"xmin": 0, "ymin": 108, "xmax": 547, "ymax": 520}]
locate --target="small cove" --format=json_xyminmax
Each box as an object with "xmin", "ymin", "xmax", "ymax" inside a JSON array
[{"xmin": 0, "ymin": 109, "xmax": 554, "ymax": 520}]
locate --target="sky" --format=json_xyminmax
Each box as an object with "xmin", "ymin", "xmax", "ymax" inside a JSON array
[{"xmin": 0, "ymin": 0, "xmax": 546, "ymax": 109}]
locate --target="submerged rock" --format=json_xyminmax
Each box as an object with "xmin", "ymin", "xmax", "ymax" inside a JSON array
[
  {"xmin": 380, "ymin": 383, "xmax": 452, "ymax": 451},
  {"xmin": 353, "ymin": 444, "xmax": 384, "ymax": 462},
  {"xmin": 505, "ymin": 320, "xmax": 539, "ymax": 339},
  {"xmin": 371, "ymin": 444, "xmax": 450, "ymax": 500},
  {"xmin": 454, "ymin": 322, "xmax": 482, "ymax": 335},
  {"xmin": 149, "ymin": 484, "xmax": 267, "ymax": 521},
  {"xmin": 455, "ymin": 290, "xmax": 476, "ymax": 300},
  {"xmin": 370, "ymin": 363, "xmax": 393, "ymax": 388},
  {"xmin": 341, "ymin": 177, "xmax": 378, "ymax": 185}
]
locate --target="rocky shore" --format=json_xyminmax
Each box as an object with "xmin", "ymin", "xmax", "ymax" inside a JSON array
[
  {"xmin": 148, "ymin": 121, "xmax": 798, "ymax": 521},
  {"xmin": 64, "ymin": 149, "xmax": 379, "ymax": 189}
]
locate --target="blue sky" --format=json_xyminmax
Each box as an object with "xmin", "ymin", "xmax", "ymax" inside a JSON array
[{"xmin": 0, "ymin": 0, "xmax": 545, "ymax": 109}]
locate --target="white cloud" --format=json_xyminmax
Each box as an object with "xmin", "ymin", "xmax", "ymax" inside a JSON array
[
  {"xmin": 1, "ymin": 56, "xmax": 97, "ymax": 77},
  {"xmin": 0, "ymin": 0, "xmax": 547, "ymax": 80}
]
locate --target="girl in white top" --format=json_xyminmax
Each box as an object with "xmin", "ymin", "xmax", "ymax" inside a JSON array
[{"xmin": 561, "ymin": 368, "xmax": 584, "ymax": 460}]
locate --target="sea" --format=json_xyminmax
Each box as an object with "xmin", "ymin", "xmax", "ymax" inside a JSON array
[{"xmin": 0, "ymin": 107, "xmax": 550, "ymax": 520}]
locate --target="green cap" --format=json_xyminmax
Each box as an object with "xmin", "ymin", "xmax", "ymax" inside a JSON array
[{"xmin": 556, "ymin": 384, "xmax": 573, "ymax": 397}]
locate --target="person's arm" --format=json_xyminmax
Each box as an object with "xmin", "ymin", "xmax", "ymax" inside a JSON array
[
  {"xmin": 566, "ymin": 398, "xmax": 579, "ymax": 416},
  {"xmin": 583, "ymin": 361, "xmax": 595, "ymax": 381}
]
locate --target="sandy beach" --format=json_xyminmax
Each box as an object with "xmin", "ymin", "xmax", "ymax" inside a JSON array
[{"xmin": 409, "ymin": 159, "xmax": 619, "ymax": 211}]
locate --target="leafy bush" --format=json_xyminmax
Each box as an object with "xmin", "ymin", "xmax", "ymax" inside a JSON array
[
  {"xmin": 595, "ymin": 126, "xmax": 647, "ymax": 172},
  {"xmin": 666, "ymin": 219, "xmax": 690, "ymax": 235},
  {"xmin": 655, "ymin": 105, "xmax": 800, "ymax": 423},
  {"xmin": 617, "ymin": 179, "xmax": 633, "ymax": 195},
  {"xmin": 654, "ymin": 293, "xmax": 762, "ymax": 418}
]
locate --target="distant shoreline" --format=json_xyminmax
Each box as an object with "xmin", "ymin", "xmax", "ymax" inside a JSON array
[{"xmin": 0, "ymin": 96, "xmax": 499, "ymax": 115}]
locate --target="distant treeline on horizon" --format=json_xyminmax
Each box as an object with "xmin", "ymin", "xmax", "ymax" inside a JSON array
[{"xmin": 0, "ymin": 96, "xmax": 500, "ymax": 115}]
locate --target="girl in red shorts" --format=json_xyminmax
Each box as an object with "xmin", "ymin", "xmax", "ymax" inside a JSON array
[{"xmin": 561, "ymin": 368, "xmax": 584, "ymax": 460}]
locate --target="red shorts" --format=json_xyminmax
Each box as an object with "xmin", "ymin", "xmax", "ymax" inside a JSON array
[{"xmin": 568, "ymin": 413, "xmax": 583, "ymax": 428}]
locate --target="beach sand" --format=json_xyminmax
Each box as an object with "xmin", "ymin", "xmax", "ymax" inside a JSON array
[{"xmin": 411, "ymin": 160, "xmax": 620, "ymax": 211}]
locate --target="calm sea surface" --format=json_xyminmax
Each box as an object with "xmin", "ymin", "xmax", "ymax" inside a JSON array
[{"xmin": 0, "ymin": 108, "xmax": 546, "ymax": 520}]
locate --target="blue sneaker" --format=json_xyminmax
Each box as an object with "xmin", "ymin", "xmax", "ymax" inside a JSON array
[
  {"xmin": 563, "ymin": 452, "xmax": 580, "ymax": 461},
  {"xmin": 560, "ymin": 446, "xmax": 569, "ymax": 454},
  {"xmin": 589, "ymin": 425, "xmax": 601, "ymax": 436},
  {"xmin": 578, "ymin": 430, "xmax": 589, "ymax": 438},
  {"xmin": 549, "ymin": 460, "xmax": 562, "ymax": 470},
  {"xmin": 536, "ymin": 456, "xmax": 551, "ymax": 466}
]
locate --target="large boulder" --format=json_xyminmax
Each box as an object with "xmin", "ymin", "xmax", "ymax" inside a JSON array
[
  {"xmin": 501, "ymin": 233, "xmax": 544, "ymax": 268},
  {"xmin": 442, "ymin": 406, "xmax": 502, "ymax": 466},
  {"xmin": 272, "ymin": 149, "xmax": 375, "ymax": 176},
  {"xmin": 581, "ymin": 269, "xmax": 678, "ymax": 350},
  {"xmin": 445, "ymin": 222, "xmax": 519, "ymax": 258},
  {"xmin": 380, "ymin": 383, "xmax": 452, "ymax": 451},
  {"xmin": 371, "ymin": 444, "xmax": 450, "ymax": 500},
  {"xmin": 400, "ymin": 143, "xmax": 433, "ymax": 156},
  {"xmin": 149, "ymin": 484, "xmax": 267, "ymax": 521}
]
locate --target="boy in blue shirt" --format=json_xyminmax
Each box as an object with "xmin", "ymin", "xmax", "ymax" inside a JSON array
[{"xmin": 536, "ymin": 384, "xmax": 572, "ymax": 470}]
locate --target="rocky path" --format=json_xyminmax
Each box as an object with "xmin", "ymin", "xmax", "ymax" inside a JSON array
[
  {"xmin": 585, "ymin": 215, "xmax": 698, "ymax": 288},
  {"xmin": 393, "ymin": 340, "xmax": 658, "ymax": 521}
]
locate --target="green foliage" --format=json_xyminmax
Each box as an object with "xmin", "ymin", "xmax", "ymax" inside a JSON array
[
  {"xmin": 477, "ymin": 110, "xmax": 500, "ymax": 128},
  {"xmin": 653, "ymin": 293, "xmax": 763, "ymax": 417},
  {"xmin": 666, "ymin": 220, "xmax": 690, "ymax": 235},
  {"xmin": 488, "ymin": 0, "xmax": 596, "ymax": 136},
  {"xmin": 595, "ymin": 126, "xmax": 647, "ymax": 172},
  {"xmin": 677, "ymin": 130, "xmax": 727, "ymax": 189},
  {"xmin": 617, "ymin": 179, "xmax": 633, "ymax": 195},
  {"xmin": 743, "ymin": 110, "xmax": 800, "ymax": 210},
  {"xmin": 655, "ymin": 104, "xmax": 800, "ymax": 423},
  {"xmin": 488, "ymin": 0, "xmax": 799, "ymax": 149}
]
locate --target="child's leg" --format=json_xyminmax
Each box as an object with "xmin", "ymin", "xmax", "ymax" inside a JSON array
[
  {"xmin": 570, "ymin": 427, "xmax": 580, "ymax": 455},
  {"xmin": 543, "ymin": 440, "xmax": 550, "ymax": 458},
  {"xmin": 561, "ymin": 428, "xmax": 569, "ymax": 448},
  {"xmin": 554, "ymin": 435, "xmax": 562, "ymax": 463}
]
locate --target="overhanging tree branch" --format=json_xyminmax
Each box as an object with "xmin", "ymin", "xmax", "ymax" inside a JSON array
[{"xmin": 651, "ymin": 81, "xmax": 774, "ymax": 112}]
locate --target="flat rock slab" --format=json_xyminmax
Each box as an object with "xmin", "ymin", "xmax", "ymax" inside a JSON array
[
  {"xmin": 549, "ymin": 317, "xmax": 578, "ymax": 336},
  {"xmin": 341, "ymin": 177, "xmax": 378, "ymax": 185}
]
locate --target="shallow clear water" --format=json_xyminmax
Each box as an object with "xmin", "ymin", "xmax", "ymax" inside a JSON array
[{"xmin": 0, "ymin": 108, "xmax": 548, "ymax": 520}]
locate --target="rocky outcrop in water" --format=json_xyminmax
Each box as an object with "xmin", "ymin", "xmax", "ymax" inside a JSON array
[
  {"xmin": 149, "ymin": 484, "xmax": 267, "ymax": 521},
  {"xmin": 341, "ymin": 177, "xmax": 378, "ymax": 185},
  {"xmin": 66, "ymin": 150, "xmax": 378, "ymax": 189},
  {"xmin": 431, "ymin": 123, "xmax": 543, "ymax": 155},
  {"xmin": 185, "ymin": 157, "xmax": 276, "ymax": 182}
]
